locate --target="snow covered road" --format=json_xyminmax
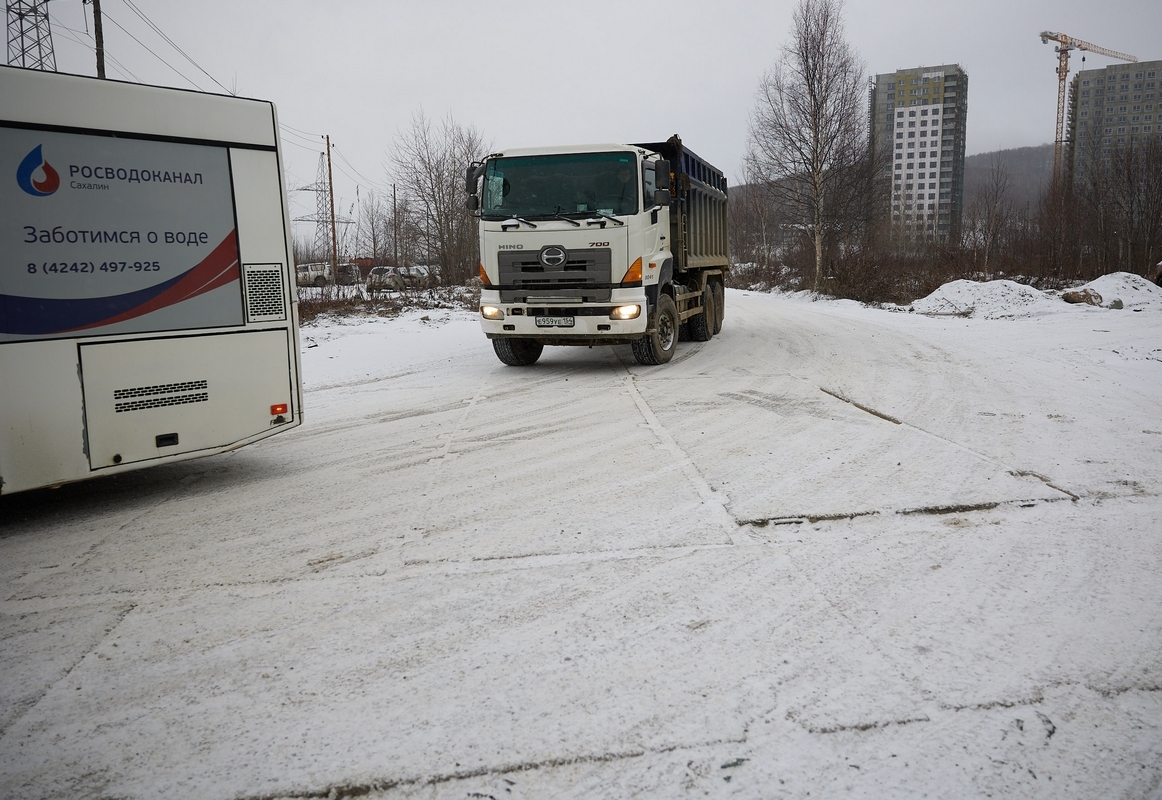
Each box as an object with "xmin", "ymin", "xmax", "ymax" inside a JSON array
[{"xmin": 3, "ymin": 286, "xmax": 1161, "ymax": 798}]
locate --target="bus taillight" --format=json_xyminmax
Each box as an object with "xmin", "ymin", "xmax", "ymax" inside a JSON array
[{"xmin": 270, "ymin": 403, "xmax": 288, "ymax": 415}]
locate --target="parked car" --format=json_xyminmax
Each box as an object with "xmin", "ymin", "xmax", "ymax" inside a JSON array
[
  {"xmin": 296, "ymin": 262, "xmax": 330, "ymax": 287},
  {"xmin": 366, "ymin": 265, "xmax": 432, "ymax": 294},
  {"xmin": 295, "ymin": 262, "xmax": 362, "ymax": 287},
  {"xmin": 336, "ymin": 263, "xmax": 362, "ymax": 286},
  {"xmin": 366, "ymin": 266, "xmax": 392, "ymax": 295}
]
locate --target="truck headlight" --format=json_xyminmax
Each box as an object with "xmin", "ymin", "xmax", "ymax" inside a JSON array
[
  {"xmin": 610, "ymin": 304, "xmax": 640, "ymax": 320},
  {"xmin": 481, "ymin": 305, "xmax": 505, "ymax": 320}
]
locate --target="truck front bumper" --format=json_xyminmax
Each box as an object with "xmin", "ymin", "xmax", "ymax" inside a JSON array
[{"xmin": 479, "ymin": 288, "xmax": 650, "ymax": 345}]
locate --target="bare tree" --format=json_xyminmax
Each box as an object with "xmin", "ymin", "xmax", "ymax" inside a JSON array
[
  {"xmin": 390, "ymin": 111, "xmax": 488, "ymax": 284},
  {"xmin": 746, "ymin": 0, "xmax": 869, "ymax": 292},
  {"xmin": 1104, "ymin": 137, "xmax": 1162, "ymax": 274},
  {"xmin": 355, "ymin": 190, "xmax": 390, "ymax": 265},
  {"xmin": 291, "ymin": 231, "xmax": 317, "ymax": 266},
  {"xmin": 966, "ymin": 156, "xmax": 1013, "ymax": 275},
  {"xmin": 729, "ymin": 161, "xmax": 786, "ymax": 273},
  {"xmin": 1062, "ymin": 126, "xmax": 1162, "ymax": 280}
]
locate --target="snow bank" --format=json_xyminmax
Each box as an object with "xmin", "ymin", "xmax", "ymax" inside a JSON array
[
  {"xmin": 912, "ymin": 279, "xmax": 1061, "ymax": 319},
  {"xmin": 913, "ymin": 273, "xmax": 1162, "ymax": 319},
  {"xmin": 1078, "ymin": 271, "xmax": 1162, "ymax": 310}
]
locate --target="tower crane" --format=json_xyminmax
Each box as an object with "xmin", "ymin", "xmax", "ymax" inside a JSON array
[{"xmin": 1040, "ymin": 31, "xmax": 1137, "ymax": 185}]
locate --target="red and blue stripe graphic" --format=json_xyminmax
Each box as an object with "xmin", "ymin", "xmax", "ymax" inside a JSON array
[{"xmin": 1, "ymin": 232, "xmax": 240, "ymax": 336}]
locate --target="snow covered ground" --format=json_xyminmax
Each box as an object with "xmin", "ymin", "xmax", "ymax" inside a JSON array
[{"xmin": 2, "ymin": 277, "xmax": 1161, "ymax": 799}]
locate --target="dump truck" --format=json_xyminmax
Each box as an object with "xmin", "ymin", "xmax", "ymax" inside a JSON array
[{"xmin": 466, "ymin": 135, "xmax": 728, "ymax": 366}]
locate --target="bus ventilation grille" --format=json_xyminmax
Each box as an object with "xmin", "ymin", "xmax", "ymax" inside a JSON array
[
  {"xmin": 244, "ymin": 264, "xmax": 287, "ymax": 322},
  {"xmin": 114, "ymin": 380, "xmax": 209, "ymax": 413}
]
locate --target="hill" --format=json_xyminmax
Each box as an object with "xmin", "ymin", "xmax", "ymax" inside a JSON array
[{"xmin": 963, "ymin": 143, "xmax": 1053, "ymax": 211}]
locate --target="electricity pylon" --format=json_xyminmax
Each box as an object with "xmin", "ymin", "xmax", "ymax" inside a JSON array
[
  {"xmin": 293, "ymin": 141, "xmax": 353, "ymax": 268},
  {"xmin": 7, "ymin": 0, "xmax": 56, "ymax": 71}
]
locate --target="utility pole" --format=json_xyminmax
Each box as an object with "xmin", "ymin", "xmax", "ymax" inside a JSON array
[
  {"xmin": 6, "ymin": 0, "xmax": 56, "ymax": 71},
  {"xmin": 292, "ymin": 142, "xmax": 352, "ymax": 274},
  {"xmin": 392, "ymin": 183, "xmax": 398, "ymax": 266},
  {"xmin": 88, "ymin": 0, "xmax": 104, "ymax": 78},
  {"xmin": 326, "ymin": 135, "xmax": 339, "ymax": 279}
]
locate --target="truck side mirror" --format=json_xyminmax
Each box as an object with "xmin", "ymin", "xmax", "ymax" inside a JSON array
[
  {"xmin": 654, "ymin": 188, "xmax": 671, "ymax": 207},
  {"xmin": 466, "ymin": 195, "xmax": 479, "ymax": 211},
  {"xmin": 654, "ymin": 160, "xmax": 671, "ymax": 191},
  {"xmin": 465, "ymin": 164, "xmax": 477, "ymax": 194}
]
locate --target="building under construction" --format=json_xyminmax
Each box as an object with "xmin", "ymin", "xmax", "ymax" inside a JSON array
[
  {"xmin": 868, "ymin": 63, "xmax": 969, "ymax": 246},
  {"xmin": 1066, "ymin": 59, "xmax": 1162, "ymax": 179}
]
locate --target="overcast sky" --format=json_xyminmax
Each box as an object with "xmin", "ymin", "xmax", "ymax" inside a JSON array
[{"xmin": 36, "ymin": 0, "xmax": 1162, "ymax": 238}]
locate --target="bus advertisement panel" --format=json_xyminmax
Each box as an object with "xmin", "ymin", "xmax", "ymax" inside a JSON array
[{"xmin": 1, "ymin": 126, "xmax": 243, "ymax": 343}]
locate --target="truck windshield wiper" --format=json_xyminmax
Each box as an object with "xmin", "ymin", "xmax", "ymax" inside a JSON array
[
  {"xmin": 586, "ymin": 212, "xmax": 625, "ymax": 227},
  {"xmin": 500, "ymin": 216, "xmax": 538, "ymax": 230},
  {"xmin": 551, "ymin": 210, "xmax": 581, "ymax": 227}
]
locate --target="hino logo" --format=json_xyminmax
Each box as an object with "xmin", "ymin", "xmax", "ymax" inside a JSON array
[
  {"xmin": 539, "ymin": 246, "xmax": 567, "ymax": 268},
  {"xmin": 498, "ymin": 244, "xmax": 524, "ymax": 250}
]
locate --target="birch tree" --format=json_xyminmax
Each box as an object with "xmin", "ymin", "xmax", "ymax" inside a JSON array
[{"xmin": 746, "ymin": 0, "xmax": 868, "ymax": 292}]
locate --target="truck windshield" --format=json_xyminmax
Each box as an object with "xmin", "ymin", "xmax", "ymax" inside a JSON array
[{"xmin": 482, "ymin": 152, "xmax": 638, "ymax": 219}]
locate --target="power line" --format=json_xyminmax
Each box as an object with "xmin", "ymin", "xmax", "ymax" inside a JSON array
[
  {"xmin": 52, "ymin": 21, "xmax": 142, "ymax": 81},
  {"xmin": 279, "ymin": 125, "xmax": 323, "ymax": 146},
  {"xmin": 281, "ymin": 136, "xmax": 324, "ymax": 153},
  {"xmin": 332, "ymin": 162, "xmax": 366, "ymax": 190},
  {"xmin": 119, "ymin": 0, "xmax": 230, "ymax": 94},
  {"xmin": 333, "ymin": 146, "xmax": 389, "ymax": 191},
  {"xmin": 98, "ymin": 9, "xmax": 202, "ymax": 90},
  {"xmin": 280, "ymin": 121, "xmax": 323, "ymax": 139}
]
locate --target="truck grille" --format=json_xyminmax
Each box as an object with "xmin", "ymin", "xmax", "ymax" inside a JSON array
[{"xmin": 497, "ymin": 248, "xmax": 612, "ymax": 302}]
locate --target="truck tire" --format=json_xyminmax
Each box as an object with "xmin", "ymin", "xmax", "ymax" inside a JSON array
[
  {"xmin": 313, "ymin": 276, "xmax": 326, "ymax": 287},
  {"xmin": 632, "ymin": 294, "xmax": 678, "ymax": 365},
  {"xmin": 713, "ymin": 281, "xmax": 724, "ymax": 334},
  {"xmin": 689, "ymin": 285, "xmax": 714, "ymax": 341},
  {"xmin": 493, "ymin": 338, "xmax": 543, "ymax": 366}
]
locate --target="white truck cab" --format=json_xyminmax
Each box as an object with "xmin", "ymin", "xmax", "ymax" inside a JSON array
[{"xmin": 468, "ymin": 136, "xmax": 728, "ymax": 366}]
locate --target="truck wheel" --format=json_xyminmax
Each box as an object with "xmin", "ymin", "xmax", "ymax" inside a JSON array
[
  {"xmin": 689, "ymin": 285, "xmax": 714, "ymax": 341},
  {"xmin": 713, "ymin": 282, "xmax": 724, "ymax": 334},
  {"xmin": 632, "ymin": 294, "xmax": 678, "ymax": 365},
  {"xmin": 313, "ymin": 276, "xmax": 326, "ymax": 287},
  {"xmin": 493, "ymin": 338, "xmax": 543, "ymax": 366}
]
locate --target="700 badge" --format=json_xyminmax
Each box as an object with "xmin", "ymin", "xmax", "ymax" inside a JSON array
[{"xmin": 28, "ymin": 261, "xmax": 162, "ymax": 274}]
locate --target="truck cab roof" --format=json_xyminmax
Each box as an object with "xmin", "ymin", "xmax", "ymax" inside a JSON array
[{"xmin": 489, "ymin": 143, "xmax": 656, "ymax": 159}]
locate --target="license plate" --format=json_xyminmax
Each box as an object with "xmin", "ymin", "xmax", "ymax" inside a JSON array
[{"xmin": 535, "ymin": 316, "xmax": 575, "ymax": 328}]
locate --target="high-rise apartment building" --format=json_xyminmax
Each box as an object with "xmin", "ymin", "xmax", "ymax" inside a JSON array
[
  {"xmin": 1067, "ymin": 59, "xmax": 1162, "ymax": 178},
  {"xmin": 868, "ymin": 64, "xmax": 968, "ymax": 244}
]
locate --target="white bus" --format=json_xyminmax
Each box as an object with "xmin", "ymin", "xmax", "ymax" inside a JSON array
[{"xmin": 1, "ymin": 66, "xmax": 302, "ymax": 495}]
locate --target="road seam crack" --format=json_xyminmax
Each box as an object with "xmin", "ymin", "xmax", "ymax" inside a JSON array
[
  {"xmin": 819, "ymin": 387, "xmax": 902, "ymax": 424},
  {"xmin": 237, "ymin": 738, "xmax": 747, "ymax": 800}
]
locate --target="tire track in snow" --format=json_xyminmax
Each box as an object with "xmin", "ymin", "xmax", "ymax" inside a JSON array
[
  {"xmin": 0, "ymin": 602, "xmax": 136, "ymax": 739},
  {"xmin": 401, "ymin": 382, "xmax": 490, "ymax": 549},
  {"xmin": 619, "ymin": 373, "xmax": 748, "ymax": 546}
]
